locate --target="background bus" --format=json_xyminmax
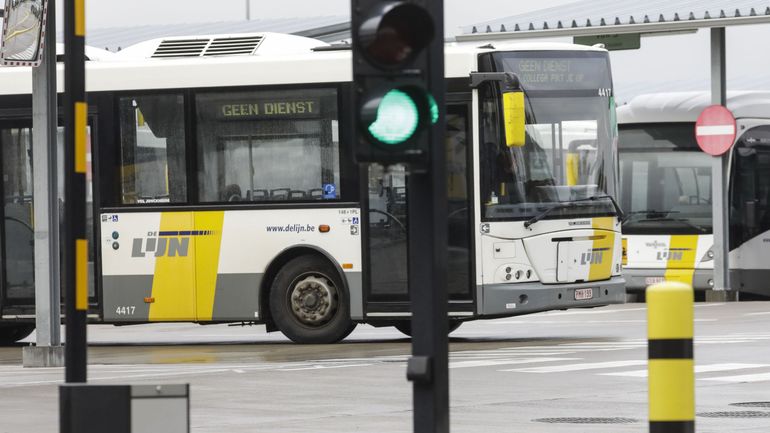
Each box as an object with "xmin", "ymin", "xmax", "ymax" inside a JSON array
[
  {"xmin": 618, "ymin": 91, "xmax": 770, "ymax": 298},
  {"xmin": 0, "ymin": 32, "xmax": 624, "ymax": 344}
]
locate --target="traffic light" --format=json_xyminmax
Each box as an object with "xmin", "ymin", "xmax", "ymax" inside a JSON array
[{"xmin": 351, "ymin": 0, "xmax": 441, "ymax": 167}]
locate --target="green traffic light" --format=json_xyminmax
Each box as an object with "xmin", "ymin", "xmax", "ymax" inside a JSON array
[{"xmin": 368, "ymin": 89, "xmax": 419, "ymax": 145}]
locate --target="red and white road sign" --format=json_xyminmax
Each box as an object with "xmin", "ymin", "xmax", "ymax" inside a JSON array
[{"xmin": 695, "ymin": 105, "xmax": 736, "ymax": 156}]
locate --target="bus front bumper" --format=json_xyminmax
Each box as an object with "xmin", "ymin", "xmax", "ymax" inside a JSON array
[
  {"xmin": 623, "ymin": 268, "xmax": 712, "ymax": 291},
  {"xmin": 478, "ymin": 276, "xmax": 626, "ymax": 317}
]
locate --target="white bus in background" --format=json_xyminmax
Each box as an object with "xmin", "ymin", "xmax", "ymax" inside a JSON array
[
  {"xmin": 0, "ymin": 32, "xmax": 625, "ymax": 344},
  {"xmin": 618, "ymin": 91, "xmax": 770, "ymax": 298}
]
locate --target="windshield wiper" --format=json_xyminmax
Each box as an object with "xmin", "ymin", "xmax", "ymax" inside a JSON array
[
  {"xmin": 628, "ymin": 216, "xmax": 708, "ymax": 233},
  {"xmin": 523, "ymin": 195, "xmax": 623, "ymax": 229},
  {"xmin": 622, "ymin": 209, "xmax": 680, "ymax": 223}
]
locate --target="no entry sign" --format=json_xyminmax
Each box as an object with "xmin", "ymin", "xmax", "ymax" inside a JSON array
[{"xmin": 695, "ymin": 105, "xmax": 736, "ymax": 156}]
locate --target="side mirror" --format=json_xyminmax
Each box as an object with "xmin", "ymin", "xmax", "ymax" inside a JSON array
[{"xmin": 502, "ymin": 90, "xmax": 526, "ymax": 147}]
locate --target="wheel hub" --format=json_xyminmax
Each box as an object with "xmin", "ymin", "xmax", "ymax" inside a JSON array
[{"xmin": 290, "ymin": 275, "xmax": 337, "ymax": 326}]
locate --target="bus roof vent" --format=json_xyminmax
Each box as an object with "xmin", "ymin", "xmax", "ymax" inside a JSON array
[
  {"xmin": 150, "ymin": 35, "xmax": 264, "ymax": 58},
  {"xmin": 203, "ymin": 35, "xmax": 264, "ymax": 56}
]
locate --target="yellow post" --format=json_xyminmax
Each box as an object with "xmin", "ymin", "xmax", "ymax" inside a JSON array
[{"xmin": 647, "ymin": 281, "xmax": 695, "ymax": 433}]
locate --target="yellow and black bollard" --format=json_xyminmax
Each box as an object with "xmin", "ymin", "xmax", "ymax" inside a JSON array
[{"xmin": 647, "ymin": 282, "xmax": 695, "ymax": 433}]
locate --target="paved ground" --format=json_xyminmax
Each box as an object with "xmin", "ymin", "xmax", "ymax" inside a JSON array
[{"xmin": 2, "ymin": 302, "xmax": 770, "ymax": 432}]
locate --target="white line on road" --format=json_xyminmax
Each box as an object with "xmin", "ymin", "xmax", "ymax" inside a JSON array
[
  {"xmin": 701, "ymin": 372, "xmax": 770, "ymax": 383},
  {"xmin": 277, "ymin": 363, "xmax": 373, "ymax": 371},
  {"xmin": 450, "ymin": 357, "xmax": 580, "ymax": 369},
  {"xmin": 500, "ymin": 360, "xmax": 647, "ymax": 373},
  {"xmin": 600, "ymin": 363, "xmax": 770, "ymax": 378}
]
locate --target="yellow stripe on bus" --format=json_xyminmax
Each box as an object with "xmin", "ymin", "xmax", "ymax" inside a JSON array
[
  {"xmin": 75, "ymin": 102, "xmax": 87, "ymax": 174},
  {"xmin": 194, "ymin": 211, "xmax": 225, "ymax": 321},
  {"xmin": 76, "ymin": 239, "xmax": 88, "ymax": 311},
  {"xmin": 588, "ymin": 217, "xmax": 615, "ymax": 281},
  {"xmin": 149, "ymin": 213, "xmax": 196, "ymax": 321},
  {"xmin": 663, "ymin": 235, "xmax": 699, "ymax": 285}
]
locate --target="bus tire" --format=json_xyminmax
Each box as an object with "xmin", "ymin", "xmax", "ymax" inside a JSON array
[
  {"xmin": 394, "ymin": 320, "xmax": 462, "ymax": 337},
  {"xmin": 0, "ymin": 324, "xmax": 34, "ymax": 345},
  {"xmin": 269, "ymin": 255, "xmax": 356, "ymax": 344}
]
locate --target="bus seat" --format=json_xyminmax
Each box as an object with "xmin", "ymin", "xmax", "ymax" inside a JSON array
[
  {"xmin": 250, "ymin": 189, "xmax": 268, "ymax": 201},
  {"xmin": 308, "ymin": 188, "xmax": 324, "ymax": 199},
  {"xmin": 289, "ymin": 190, "xmax": 307, "ymax": 199},
  {"xmin": 270, "ymin": 188, "xmax": 291, "ymax": 200}
]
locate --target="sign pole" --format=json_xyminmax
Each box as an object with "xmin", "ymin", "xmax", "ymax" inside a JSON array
[
  {"xmin": 708, "ymin": 27, "xmax": 732, "ymax": 301},
  {"xmin": 63, "ymin": 0, "xmax": 88, "ymax": 383}
]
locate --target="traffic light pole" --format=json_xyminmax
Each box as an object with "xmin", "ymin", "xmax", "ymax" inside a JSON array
[
  {"xmin": 406, "ymin": 2, "xmax": 449, "ymax": 431},
  {"xmin": 349, "ymin": 0, "xmax": 449, "ymax": 428},
  {"xmin": 63, "ymin": 0, "xmax": 88, "ymax": 383}
]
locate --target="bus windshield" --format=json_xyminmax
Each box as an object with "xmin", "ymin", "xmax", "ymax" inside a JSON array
[
  {"xmin": 619, "ymin": 123, "xmax": 712, "ymax": 235},
  {"xmin": 480, "ymin": 51, "xmax": 618, "ymax": 221}
]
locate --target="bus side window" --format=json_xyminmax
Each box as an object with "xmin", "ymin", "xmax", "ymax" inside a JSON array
[
  {"xmin": 117, "ymin": 94, "xmax": 187, "ymax": 205},
  {"xmin": 195, "ymin": 88, "xmax": 341, "ymax": 203}
]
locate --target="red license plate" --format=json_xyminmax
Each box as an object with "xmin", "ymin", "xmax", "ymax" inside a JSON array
[{"xmin": 574, "ymin": 288, "xmax": 594, "ymax": 300}]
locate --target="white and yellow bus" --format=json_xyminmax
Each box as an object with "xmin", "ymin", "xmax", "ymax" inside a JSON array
[
  {"xmin": 618, "ymin": 91, "xmax": 770, "ymax": 298},
  {"xmin": 0, "ymin": 33, "xmax": 624, "ymax": 343}
]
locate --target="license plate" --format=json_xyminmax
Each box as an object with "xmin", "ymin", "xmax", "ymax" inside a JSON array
[
  {"xmin": 645, "ymin": 277, "xmax": 665, "ymax": 285},
  {"xmin": 574, "ymin": 288, "xmax": 594, "ymax": 300}
]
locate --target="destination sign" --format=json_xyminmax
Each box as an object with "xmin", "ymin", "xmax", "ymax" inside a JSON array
[
  {"xmin": 499, "ymin": 55, "xmax": 611, "ymax": 92},
  {"xmin": 213, "ymin": 98, "xmax": 321, "ymax": 120}
]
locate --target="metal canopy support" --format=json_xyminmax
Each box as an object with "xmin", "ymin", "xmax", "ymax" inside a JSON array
[
  {"xmin": 708, "ymin": 27, "xmax": 733, "ymax": 301},
  {"xmin": 23, "ymin": 0, "xmax": 63, "ymax": 368}
]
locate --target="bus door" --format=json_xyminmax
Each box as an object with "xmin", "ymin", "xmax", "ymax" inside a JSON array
[
  {"xmin": 0, "ymin": 122, "xmax": 35, "ymax": 312},
  {"xmin": 365, "ymin": 102, "xmax": 474, "ymax": 309}
]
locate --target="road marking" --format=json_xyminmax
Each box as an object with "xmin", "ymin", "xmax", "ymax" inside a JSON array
[
  {"xmin": 601, "ymin": 363, "xmax": 769, "ymax": 378},
  {"xmin": 744, "ymin": 311, "xmax": 770, "ymax": 316},
  {"xmin": 450, "ymin": 357, "xmax": 579, "ymax": 369},
  {"xmin": 501, "ymin": 360, "xmax": 647, "ymax": 373},
  {"xmin": 701, "ymin": 372, "xmax": 770, "ymax": 383},
  {"xmin": 277, "ymin": 363, "xmax": 373, "ymax": 371}
]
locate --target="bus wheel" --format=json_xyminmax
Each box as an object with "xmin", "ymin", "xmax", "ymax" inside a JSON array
[
  {"xmin": 0, "ymin": 324, "xmax": 34, "ymax": 345},
  {"xmin": 394, "ymin": 320, "xmax": 462, "ymax": 337},
  {"xmin": 269, "ymin": 255, "xmax": 356, "ymax": 344}
]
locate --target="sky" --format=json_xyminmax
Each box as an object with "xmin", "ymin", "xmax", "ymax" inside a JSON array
[{"xmin": 38, "ymin": 0, "xmax": 770, "ymax": 102}]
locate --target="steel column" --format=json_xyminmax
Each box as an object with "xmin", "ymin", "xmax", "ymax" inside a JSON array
[
  {"xmin": 709, "ymin": 27, "xmax": 731, "ymax": 297},
  {"xmin": 31, "ymin": 0, "xmax": 61, "ymax": 350}
]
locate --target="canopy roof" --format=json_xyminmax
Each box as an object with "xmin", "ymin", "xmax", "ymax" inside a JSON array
[{"xmin": 459, "ymin": 0, "xmax": 770, "ymax": 40}]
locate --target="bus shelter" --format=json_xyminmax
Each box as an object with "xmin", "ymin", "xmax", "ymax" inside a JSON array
[{"xmin": 459, "ymin": 0, "xmax": 770, "ymax": 300}]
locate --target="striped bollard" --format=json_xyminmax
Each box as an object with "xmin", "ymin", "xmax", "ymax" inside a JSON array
[{"xmin": 647, "ymin": 282, "xmax": 695, "ymax": 433}]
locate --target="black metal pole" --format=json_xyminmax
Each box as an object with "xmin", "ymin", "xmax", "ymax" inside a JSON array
[
  {"xmin": 64, "ymin": 0, "xmax": 88, "ymax": 383},
  {"xmin": 407, "ymin": 1, "xmax": 448, "ymax": 431}
]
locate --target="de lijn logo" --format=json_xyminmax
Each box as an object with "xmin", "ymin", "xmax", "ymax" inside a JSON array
[
  {"xmin": 580, "ymin": 247, "xmax": 609, "ymax": 265},
  {"xmin": 131, "ymin": 230, "xmax": 214, "ymax": 258},
  {"xmin": 656, "ymin": 248, "xmax": 689, "ymax": 261}
]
